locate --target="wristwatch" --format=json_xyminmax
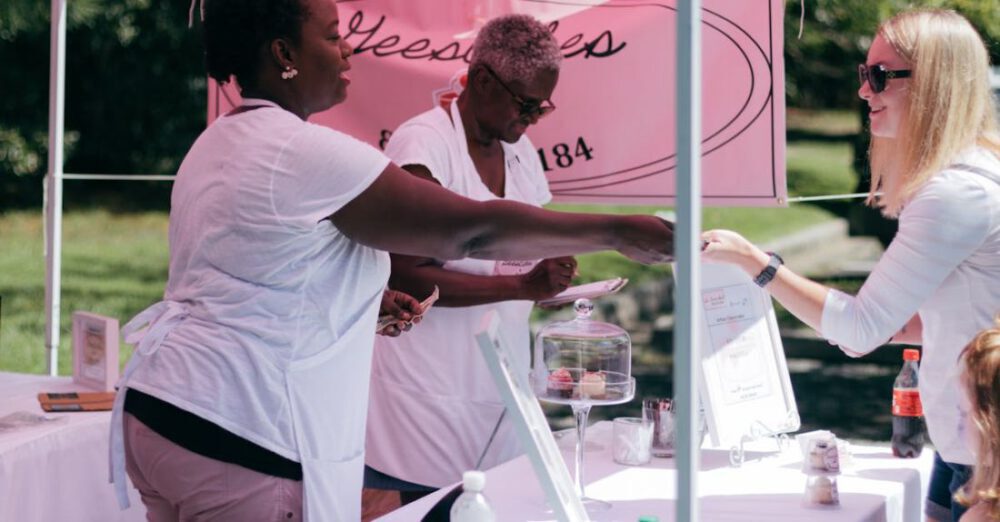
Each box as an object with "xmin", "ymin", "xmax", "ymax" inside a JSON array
[{"xmin": 753, "ymin": 251, "xmax": 783, "ymax": 288}]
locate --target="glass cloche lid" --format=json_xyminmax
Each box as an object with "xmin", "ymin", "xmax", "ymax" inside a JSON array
[{"xmin": 531, "ymin": 299, "xmax": 633, "ymax": 404}]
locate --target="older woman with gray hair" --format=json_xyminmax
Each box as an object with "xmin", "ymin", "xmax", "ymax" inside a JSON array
[{"xmin": 362, "ymin": 13, "xmax": 573, "ymax": 513}]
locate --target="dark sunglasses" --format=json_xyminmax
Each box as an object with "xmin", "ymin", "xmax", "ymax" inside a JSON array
[
  {"xmin": 858, "ymin": 63, "xmax": 911, "ymax": 94},
  {"xmin": 482, "ymin": 65, "xmax": 556, "ymax": 119}
]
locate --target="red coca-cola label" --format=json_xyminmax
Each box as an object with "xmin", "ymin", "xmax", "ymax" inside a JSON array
[{"xmin": 892, "ymin": 389, "xmax": 923, "ymax": 416}]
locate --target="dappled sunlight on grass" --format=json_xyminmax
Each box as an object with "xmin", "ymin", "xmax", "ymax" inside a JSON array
[
  {"xmin": 787, "ymin": 141, "xmax": 856, "ymax": 197},
  {"xmin": 1, "ymin": 119, "xmax": 852, "ymax": 373},
  {"xmin": 0, "ymin": 210, "xmax": 167, "ymax": 374},
  {"xmin": 546, "ymin": 204, "xmax": 838, "ymax": 284}
]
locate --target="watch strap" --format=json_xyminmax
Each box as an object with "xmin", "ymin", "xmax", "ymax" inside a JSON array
[{"xmin": 753, "ymin": 252, "xmax": 783, "ymax": 288}]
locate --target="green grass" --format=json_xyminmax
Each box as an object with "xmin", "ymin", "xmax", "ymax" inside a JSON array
[
  {"xmin": 786, "ymin": 141, "xmax": 857, "ymax": 198},
  {"xmin": 0, "ymin": 110, "xmax": 860, "ymax": 374},
  {"xmin": 786, "ymin": 108, "xmax": 860, "ymax": 136},
  {"xmin": 0, "ymin": 204, "xmax": 838, "ymax": 374},
  {"xmin": 545, "ymin": 203, "xmax": 838, "ymax": 285},
  {"xmin": 0, "ymin": 210, "xmax": 168, "ymax": 374}
]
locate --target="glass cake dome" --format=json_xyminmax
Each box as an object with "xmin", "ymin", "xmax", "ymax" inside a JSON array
[{"xmin": 531, "ymin": 298, "xmax": 634, "ymax": 405}]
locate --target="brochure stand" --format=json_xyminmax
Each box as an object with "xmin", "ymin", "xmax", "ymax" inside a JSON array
[
  {"xmin": 679, "ymin": 262, "xmax": 801, "ymax": 466},
  {"xmin": 728, "ymin": 410, "xmax": 799, "ymax": 466}
]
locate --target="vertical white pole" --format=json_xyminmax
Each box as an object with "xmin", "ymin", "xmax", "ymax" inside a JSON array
[
  {"xmin": 45, "ymin": 0, "xmax": 67, "ymax": 376},
  {"xmin": 674, "ymin": 0, "xmax": 702, "ymax": 520}
]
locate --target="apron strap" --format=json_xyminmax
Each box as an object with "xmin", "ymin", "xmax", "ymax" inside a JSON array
[{"xmin": 109, "ymin": 300, "xmax": 190, "ymax": 508}]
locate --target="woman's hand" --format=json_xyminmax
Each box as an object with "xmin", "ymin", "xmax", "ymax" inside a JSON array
[
  {"xmin": 520, "ymin": 257, "xmax": 577, "ymax": 302},
  {"xmin": 615, "ymin": 216, "xmax": 675, "ymax": 265},
  {"xmin": 377, "ymin": 289, "xmax": 423, "ymax": 337},
  {"xmin": 701, "ymin": 229, "xmax": 769, "ymax": 276}
]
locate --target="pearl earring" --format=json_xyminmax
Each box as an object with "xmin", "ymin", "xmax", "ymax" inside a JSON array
[{"xmin": 281, "ymin": 66, "xmax": 298, "ymax": 80}]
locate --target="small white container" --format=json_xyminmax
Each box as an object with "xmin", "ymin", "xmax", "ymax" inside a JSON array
[
  {"xmin": 612, "ymin": 417, "xmax": 653, "ymax": 465},
  {"xmin": 803, "ymin": 475, "xmax": 840, "ymax": 508}
]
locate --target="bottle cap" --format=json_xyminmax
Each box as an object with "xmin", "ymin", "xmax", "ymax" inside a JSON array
[
  {"xmin": 462, "ymin": 470, "xmax": 486, "ymax": 492},
  {"xmin": 903, "ymin": 348, "xmax": 920, "ymax": 361}
]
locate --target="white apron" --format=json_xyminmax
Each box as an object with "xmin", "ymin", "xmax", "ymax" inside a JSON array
[{"xmin": 111, "ymin": 294, "xmax": 382, "ymax": 521}]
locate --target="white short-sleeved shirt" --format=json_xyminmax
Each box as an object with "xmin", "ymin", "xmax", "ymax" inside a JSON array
[
  {"xmin": 117, "ymin": 99, "xmax": 391, "ymax": 520},
  {"xmin": 821, "ymin": 147, "xmax": 1000, "ymax": 465},
  {"xmin": 365, "ymin": 101, "xmax": 551, "ymax": 487}
]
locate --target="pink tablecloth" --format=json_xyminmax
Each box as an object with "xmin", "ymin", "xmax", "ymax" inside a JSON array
[
  {"xmin": 379, "ymin": 421, "xmax": 933, "ymax": 522},
  {"xmin": 0, "ymin": 371, "xmax": 145, "ymax": 521}
]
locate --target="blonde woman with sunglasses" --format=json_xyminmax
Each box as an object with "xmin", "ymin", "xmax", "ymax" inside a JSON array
[{"xmin": 702, "ymin": 9, "xmax": 1000, "ymax": 521}]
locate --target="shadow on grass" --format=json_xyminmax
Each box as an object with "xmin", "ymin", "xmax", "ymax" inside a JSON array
[
  {"xmin": 548, "ymin": 358, "xmax": 896, "ymax": 444},
  {"xmin": 62, "ymin": 253, "xmax": 168, "ymax": 285},
  {"xmin": 787, "ymin": 129, "xmax": 855, "ymax": 143}
]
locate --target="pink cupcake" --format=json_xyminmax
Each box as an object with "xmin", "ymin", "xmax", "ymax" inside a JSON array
[{"xmin": 547, "ymin": 368, "xmax": 574, "ymax": 399}]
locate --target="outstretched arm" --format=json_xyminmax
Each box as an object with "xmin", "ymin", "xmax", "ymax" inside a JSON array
[
  {"xmin": 701, "ymin": 229, "xmax": 829, "ymax": 331},
  {"xmin": 330, "ymin": 162, "xmax": 674, "ymax": 264}
]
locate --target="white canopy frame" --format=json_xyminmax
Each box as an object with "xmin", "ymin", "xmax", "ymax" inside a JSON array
[
  {"xmin": 43, "ymin": 1, "xmax": 178, "ymax": 377},
  {"xmin": 41, "ymin": 1, "xmax": 717, "ymax": 519},
  {"xmin": 674, "ymin": 1, "xmax": 703, "ymax": 519},
  {"xmin": 44, "ymin": 0, "xmax": 66, "ymax": 377}
]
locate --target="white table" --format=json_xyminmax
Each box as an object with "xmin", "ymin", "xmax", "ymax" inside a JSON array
[
  {"xmin": 380, "ymin": 421, "xmax": 933, "ymax": 522},
  {"xmin": 0, "ymin": 371, "xmax": 145, "ymax": 521}
]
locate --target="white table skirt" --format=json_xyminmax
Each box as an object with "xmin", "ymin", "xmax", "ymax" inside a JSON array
[
  {"xmin": 379, "ymin": 421, "xmax": 934, "ymax": 522},
  {"xmin": 0, "ymin": 371, "xmax": 145, "ymax": 521}
]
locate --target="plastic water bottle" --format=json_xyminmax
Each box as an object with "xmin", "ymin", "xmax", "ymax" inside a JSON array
[
  {"xmin": 891, "ymin": 348, "xmax": 925, "ymax": 458},
  {"xmin": 450, "ymin": 471, "xmax": 495, "ymax": 522}
]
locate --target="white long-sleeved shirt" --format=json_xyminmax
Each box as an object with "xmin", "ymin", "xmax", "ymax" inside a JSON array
[{"xmin": 821, "ymin": 147, "xmax": 1000, "ymax": 465}]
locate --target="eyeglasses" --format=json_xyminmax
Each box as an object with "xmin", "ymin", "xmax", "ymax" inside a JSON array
[
  {"xmin": 858, "ymin": 63, "xmax": 911, "ymax": 94},
  {"xmin": 482, "ymin": 65, "xmax": 556, "ymax": 119}
]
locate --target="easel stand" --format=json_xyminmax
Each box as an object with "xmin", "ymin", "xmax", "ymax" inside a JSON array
[{"xmin": 728, "ymin": 411, "xmax": 800, "ymax": 467}]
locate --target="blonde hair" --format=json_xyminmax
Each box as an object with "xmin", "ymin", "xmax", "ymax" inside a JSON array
[
  {"xmin": 867, "ymin": 9, "xmax": 1000, "ymax": 217},
  {"xmin": 955, "ymin": 316, "xmax": 1000, "ymax": 517}
]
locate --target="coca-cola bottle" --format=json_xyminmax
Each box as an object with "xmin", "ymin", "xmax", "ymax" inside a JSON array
[{"xmin": 891, "ymin": 348, "xmax": 925, "ymax": 458}]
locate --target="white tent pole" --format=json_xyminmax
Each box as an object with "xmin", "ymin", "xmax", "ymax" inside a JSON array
[
  {"xmin": 674, "ymin": 0, "xmax": 702, "ymax": 520},
  {"xmin": 44, "ymin": 0, "xmax": 67, "ymax": 376}
]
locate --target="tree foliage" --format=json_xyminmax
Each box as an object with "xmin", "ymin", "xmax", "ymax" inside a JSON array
[
  {"xmin": 0, "ymin": 0, "xmax": 205, "ymax": 210},
  {"xmin": 785, "ymin": 0, "xmax": 1000, "ymax": 108},
  {"xmin": 0, "ymin": 1, "xmax": 997, "ymax": 209}
]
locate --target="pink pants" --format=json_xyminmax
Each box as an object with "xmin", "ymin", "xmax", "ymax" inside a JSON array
[{"xmin": 123, "ymin": 413, "xmax": 303, "ymax": 522}]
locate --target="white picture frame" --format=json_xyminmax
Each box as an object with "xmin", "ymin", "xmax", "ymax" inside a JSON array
[
  {"xmin": 475, "ymin": 311, "xmax": 589, "ymax": 522},
  {"xmin": 72, "ymin": 311, "xmax": 120, "ymax": 392},
  {"xmin": 682, "ymin": 262, "xmax": 800, "ymax": 449}
]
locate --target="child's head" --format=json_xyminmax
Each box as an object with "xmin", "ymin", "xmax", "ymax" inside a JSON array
[
  {"xmin": 957, "ymin": 316, "xmax": 1000, "ymax": 511},
  {"xmin": 962, "ymin": 318, "xmax": 1000, "ymax": 446}
]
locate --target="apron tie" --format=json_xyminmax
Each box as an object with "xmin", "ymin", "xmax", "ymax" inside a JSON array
[{"xmin": 109, "ymin": 300, "xmax": 190, "ymax": 508}]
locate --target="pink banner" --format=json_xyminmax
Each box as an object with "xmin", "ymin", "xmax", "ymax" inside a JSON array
[{"xmin": 209, "ymin": 0, "xmax": 786, "ymax": 206}]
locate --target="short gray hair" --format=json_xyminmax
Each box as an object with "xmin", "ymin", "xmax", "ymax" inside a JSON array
[{"xmin": 470, "ymin": 14, "xmax": 562, "ymax": 83}]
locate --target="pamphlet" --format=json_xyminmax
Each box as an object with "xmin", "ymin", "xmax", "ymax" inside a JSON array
[
  {"xmin": 37, "ymin": 391, "xmax": 116, "ymax": 412},
  {"xmin": 535, "ymin": 277, "xmax": 628, "ymax": 307}
]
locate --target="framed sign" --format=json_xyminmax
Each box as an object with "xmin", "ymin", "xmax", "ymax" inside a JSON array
[
  {"xmin": 475, "ymin": 311, "xmax": 589, "ymax": 522},
  {"xmin": 72, "ymin": 311, "xmax": 120, "ymax": 392},
  {"xmin": 684, "ymin": 263, "xmax": 800, "ymax": 449}
]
